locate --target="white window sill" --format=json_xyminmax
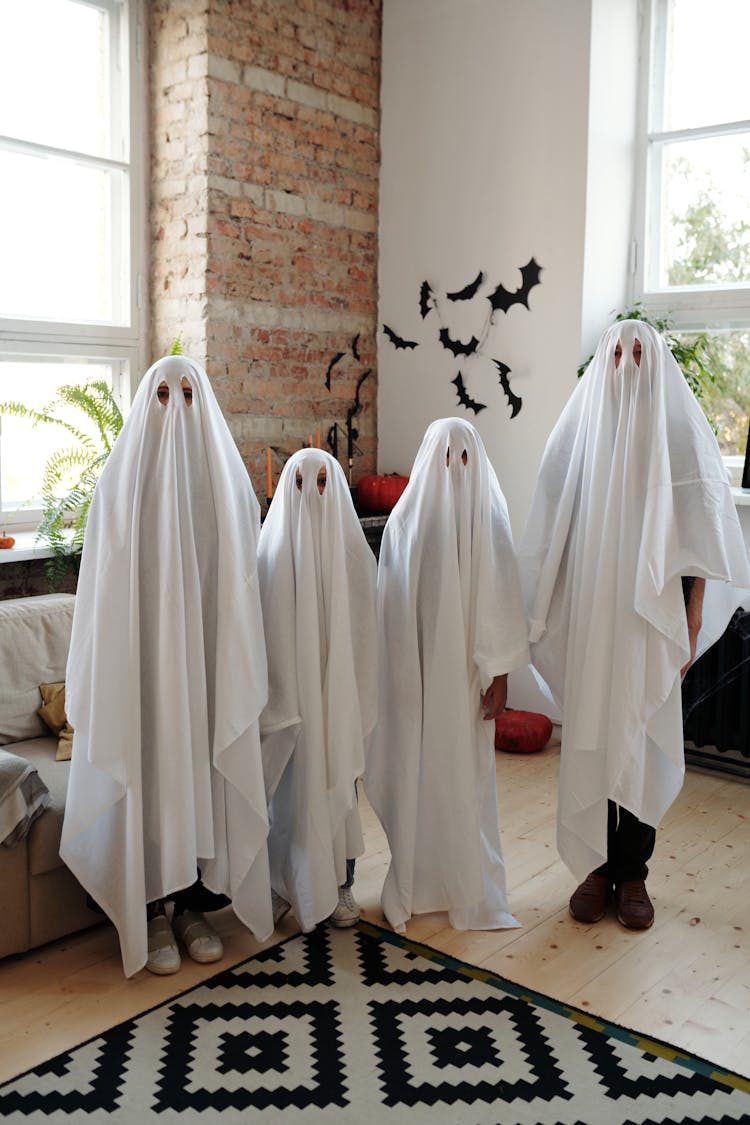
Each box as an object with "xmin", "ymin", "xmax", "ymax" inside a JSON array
[{"xmin": 0, "ymin": 530, "xmax": 74, "ymax": 564}]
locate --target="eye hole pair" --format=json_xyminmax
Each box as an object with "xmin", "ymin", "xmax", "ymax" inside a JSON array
[
  {"xmin": 157, "ymin": 377, "xmax": 193, "ymax": 405},
  {"xmin": 445, "ymin": 448, "xmax": 468, "ymax": 466},
  {"xmin": 614, "ymin": 339, "xmax": 642, "ymax": 368},
  {"xmin": 295, "ymin": 468, "xmax": 327, "ymax": 494}
]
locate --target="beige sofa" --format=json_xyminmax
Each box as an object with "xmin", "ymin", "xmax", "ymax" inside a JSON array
[{"xmin": 0, "ymin": 593, "xmax": 101, "ymax": 959}]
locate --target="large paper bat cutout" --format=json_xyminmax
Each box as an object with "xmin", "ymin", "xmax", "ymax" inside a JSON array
[
  {"xmin": 383, "ymin": 324, "xmax": 419, "ymax": 350},
  {"xmin": 452, "ymin": 371, "xmax": 487, "ymax": 415},
  {"xmin": 419, "ymin": 281, "xmax": 436, "ymax": 319},
  {"xmin": 494, "ymin": 359, "xmax": 522, "ymax": 418},
  {"xmin": 439, "ymin": 328, "xmax": 480, "ymax": 358},
  {"xmin": 488, "ymin": 257, "xmax": 542, "ymax": 314},
  {"xmin": 447, "ymin": 271, "xmax": 485, "ymax": 301},
  {"xmin": 325, "ymin": 351, "xmax": 345, "ymax": 390}
]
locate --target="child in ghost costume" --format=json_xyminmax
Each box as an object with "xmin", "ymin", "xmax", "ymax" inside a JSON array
[
  {"xmin": 519, "ymin": 321, "xmax": 750, "ymax": 929},
  {"xmin": 60, "ymin": 356, "xmax": 273, "ymax": 977},
  {"xmin": 364, "ymin": 418, "xmax": 530, "ymax": 934},
  {"xmin": 257, "ymin": 449, "xmax": 377, "ymax": 931}
]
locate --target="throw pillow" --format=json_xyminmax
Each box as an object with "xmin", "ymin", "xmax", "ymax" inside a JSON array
[{"xmin": 37, "ymin": 682, "xmax": 74, "ymax": 762}]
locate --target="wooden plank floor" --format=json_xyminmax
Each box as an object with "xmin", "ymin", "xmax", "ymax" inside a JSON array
[{"xmin": 0, "ymin": 740, "xmax": 748, "ymax": 1085}]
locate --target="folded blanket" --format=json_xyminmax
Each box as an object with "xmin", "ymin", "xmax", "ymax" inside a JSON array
[{"xmin": 0, "ymin": 749, "xmax": 50, "ymax": 846}]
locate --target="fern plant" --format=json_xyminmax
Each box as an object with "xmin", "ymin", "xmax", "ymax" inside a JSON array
[{"xmin": 0, "ymin": 381, "xmax": 123, "ymax": 588}]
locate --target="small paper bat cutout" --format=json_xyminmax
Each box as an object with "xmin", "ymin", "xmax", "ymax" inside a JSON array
[
  {"xmin": 488, "ymin": 257, "xmax": 543, "ymax": 314},
  {"xmin": 383, "ymin": 324, "xmax": 419, "ymax": 350},
  {"xmin": 325, "ymin": 351, "xmax": 345, "ymax": 390},
  {"xmin": 493, "ymin": 359, "xmax": 522, "ymax": 418},
  {"xmin": 447, "ymin": 271, "xmax": 485, "ymax": 301},
  {"xmin": 351, "ymin": 333, "xmax": 361, "ymax": 362},
  {"xmin": 439, "ymin": 328, "xmax": 480, "ymax": 358},
  {"xmin": 452, "ymin": 371, "xmax": 487, "ymax": 415},
  {"xmin": 419, "ymin": 281, "xmax": 436, "ymax": 319}
]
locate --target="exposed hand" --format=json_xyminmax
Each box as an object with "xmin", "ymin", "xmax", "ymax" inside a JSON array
[
  {"xmin": 680, "ymin": 578, "xmax": 705, "ymax": 679},
  {"xmin": 680, "ymin": 616, "xmax": 701, "ymax": 679},
  {"xmin": 481, "ymin": 673, "xmax": 508, "ymax": 720}
]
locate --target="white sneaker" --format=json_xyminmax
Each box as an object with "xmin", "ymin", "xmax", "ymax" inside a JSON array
[
  {"xmin": 146, "ymin": 914, "xmax": 181, "ymax": 975},
  {"xmin": 271, "ymin": 889, "xmax": 291, "ymax": 926},
  {"xmin": 173, "ymin": 910, "xmax": 223, "ymax": 964},
  {"xmin": 329, "ymin": 885, "xmax": 360, "ymax": 928}
]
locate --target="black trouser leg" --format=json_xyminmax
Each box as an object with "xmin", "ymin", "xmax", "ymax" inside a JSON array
[
  {"xmin": 171, "ymin": 871, "xmax": 231, "ymax": 916},
  {"xmin": 595, "ymin": 801, "xmax": 655, "ymax": 883}
]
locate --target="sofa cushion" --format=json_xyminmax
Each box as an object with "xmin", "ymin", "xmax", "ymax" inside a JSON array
[
  {"xmin": 12, "ymin": 736, "xmax": 71, "ymax": 877},
  {"xmin": 0, "ymin": 595, "xmax": 74, "ymax": 744}
]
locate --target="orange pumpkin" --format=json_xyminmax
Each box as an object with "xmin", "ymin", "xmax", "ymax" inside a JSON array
[
  {"xmin": 495, "ymin": 709, "xmax": 553, "ymax": 753},
  {"xmin": 0, "ymin": 536, "xmax": 15, "ymax": 549},
  {"xmin": 356, "ymin": 473, "xmax": 409, "ymax": 513}
]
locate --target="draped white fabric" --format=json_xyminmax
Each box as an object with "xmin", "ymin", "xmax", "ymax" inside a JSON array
[
  {"xmin": 519, "ymin": 321, "xmax": 750, "ymax": 882},
  {"xmin": 60, "ymin": 356, "xmax": 272, "ymax": 977},
  {"xmin": 364, "ymin": 419, "xmax": 529, "ymax": 933},
  {"xmin": 257, "ymin": 449, "xmax": 376, "ymax": 931}
]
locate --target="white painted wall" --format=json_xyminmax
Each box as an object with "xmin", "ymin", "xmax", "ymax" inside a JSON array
[
  {"xmin": 378, "ymin": 0, "xmax": 588, "ymax": 536},
  {"xmin": 377, "ymin": 0, "xmax": 640, "ymax": 714},
  {"xmin": 377, "ymin": 0, "xmax": 640, "ymax": 531}
]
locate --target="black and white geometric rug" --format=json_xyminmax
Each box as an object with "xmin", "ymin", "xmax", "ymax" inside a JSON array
[{"xmin": 1, "ymin": 919, "xmax": 748, "ymax": 1123}]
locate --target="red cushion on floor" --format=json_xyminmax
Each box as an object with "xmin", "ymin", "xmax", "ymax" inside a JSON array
[{"xmin": 494, "ymin": 709, "xmax": 553, "ymax": 753}]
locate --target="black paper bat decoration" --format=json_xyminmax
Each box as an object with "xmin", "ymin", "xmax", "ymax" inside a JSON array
[
  {"xmin": 452, "ymin": 371, "xmax": 487, "ymax": 415},
  {"xmin": 439, "ymin": 328, "xmax": 480, "ymax": 358},
  {"xmin": 447, "ymin": 271, "xmax": 485, "ymax": 301},
  {"xmin": 346, "ymin": 368, "xmax": 372, "ymax": 433},
  {"xmin": 325, "ymin": 351, "xmax": 345, "ymax": 390},
  {"xmin": 383, "ymin": 324, "xmax": 419, "ymax": 351},
  {"xmin": 493, "ymin": 359, "xmax": 522, "ymax": 418},
  {"xmin": 488, "ymin": 257, "xmax": 542, "ymax": 314},
  {"xmin": 419, "ymin": 281, "xmax": 436, "ymax": 319},
  {"xmin": 351, "ymin": 333, "xmax": 361, "ymax": 362}
]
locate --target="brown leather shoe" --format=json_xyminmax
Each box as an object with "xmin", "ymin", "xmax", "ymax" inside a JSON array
[
  {"xmin": 615, "ymin": 879, "xmax": 654, "ymax": 930},
  {"xmin": 569, "ymin": 872, "xmax": 611, "ymax": 923}
]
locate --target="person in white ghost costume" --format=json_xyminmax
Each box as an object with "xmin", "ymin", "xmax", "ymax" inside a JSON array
[
  {"xmin": 365, "ymin": 418, "xmax": 530, "ymax": 934},
  {"xmin": 519, "ymin": 320, "xmax": 750, "ymax": 929},
  {"xmin": 257, "ymin": 449, "xmax": 377, "ymax": 932},
  {"xmin": 60, "ymin": 355, "xmax": 273, "ymax": 977}
]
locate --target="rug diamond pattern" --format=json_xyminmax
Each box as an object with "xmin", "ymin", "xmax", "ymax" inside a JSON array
[{"xmin": 1, "ymin": 921, "xmax": 748, "ymax": 1123}]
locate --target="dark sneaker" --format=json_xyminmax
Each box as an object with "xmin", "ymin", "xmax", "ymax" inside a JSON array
[
  {"xmin": 615, "ymin": 879, "xmax": 654, "ymax": 930},
  {"xmin": 569, "ymin": 872, "xmax": 611, "ymax": 923}
]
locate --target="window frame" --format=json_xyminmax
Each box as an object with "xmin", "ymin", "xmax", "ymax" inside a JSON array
[
  {"xmin": 632, "ymin": 0, "xmax": 750, "ymax": 329},
  {"xmin": 0, "ymin": 0, "xmax": 148, "ymax": 532}
]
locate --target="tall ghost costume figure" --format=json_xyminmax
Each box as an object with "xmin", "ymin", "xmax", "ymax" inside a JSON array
[
  {"xmin": 520, "ymin": 320, "xmax": 750, "ymax": 913},
  {"xmin": 60, "ymin": 356, "xmax": 272, "ymax": 977},
  {"xmin": 365, "ymin": 418, "xmax": 530, "ymax": 933},
  {"xmin": 257, "ymin": 449, "xmax": 377, "ymax": 932}
]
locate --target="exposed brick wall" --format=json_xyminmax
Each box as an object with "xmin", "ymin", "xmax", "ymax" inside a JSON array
[
  {"xmin": 150, "ymin": 0, "xmax": 381, "ymax": 505},
  {"xmin": 150, "ymin": 2, "xmax": 211, "ymax": 364}
]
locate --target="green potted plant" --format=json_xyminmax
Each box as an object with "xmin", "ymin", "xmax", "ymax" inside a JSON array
[{"xmin": 0, "ymin": 381, "xmax": 124, "ymax": 587}]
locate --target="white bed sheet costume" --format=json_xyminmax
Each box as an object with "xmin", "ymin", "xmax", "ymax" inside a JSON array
[
  {"xmin": 519, "ymin": 320, "xmax": 750, "ymax": 883},
  {"xmin": 365, "ymin": 418, "xmax": 530, "ymax": 933},
  {"xmin": 60, "ymin": 356, "xmax": 272, "ymax": 977},
  {"xmin": 257, "ymin": 449, "xmax": 377, "ymax": 932}
]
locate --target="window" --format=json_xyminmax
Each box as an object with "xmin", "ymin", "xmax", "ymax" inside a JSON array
[
  {"xmin": 634, "ymin": 0, "xmax": 750, "ymax": 454},
  {"xmin": 0, "ymin": 0, "xmax": 147, "ymax": 529}
]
